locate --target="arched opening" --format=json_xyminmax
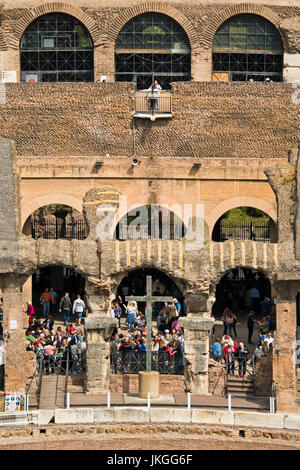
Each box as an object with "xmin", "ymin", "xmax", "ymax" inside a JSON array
[
  {"xmin": 212, "ymin": 207, "xmax": 277, "ymax": 243},
  {"xmin": 116, "ymin": 267, "xmax": 186, "ymax": 318},
  {"xmin": 115, "ymin": 12, "xmax": 191, "ymax": 90},
  {"xmin": 30, "ymin": 265, "xmax": 86, "ymax": 320},
  {"xmin": 20, "ymin": 12, "xmax": 94, "ymax": 82},
  {"xmin": 213, "ymin": 267, "xmax": 271, "ymax": 316},
  {"xmin": 114, "ymin": 205, "xmax": 186, "ymax": 240},
  {"xmin": 212, "ymin": 14, "xmax": 283, "ymax": 82},
  {"xmin": 23, "ymin": 204, "xmax": 89, "ymax": 240}
]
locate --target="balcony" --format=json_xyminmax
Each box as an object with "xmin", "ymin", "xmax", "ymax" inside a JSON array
[{"xmin": 134, "ymin": 91, "xmax": 173, "ymax": 121}]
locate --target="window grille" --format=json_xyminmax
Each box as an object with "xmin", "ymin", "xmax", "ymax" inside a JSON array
[
  {"xmin": 115, "ymin": 13, "xmax": 191, "ymax": 90},
  {"xmin": 212, "ymin": 14, "xmax": 283, "ymax": 82},
  {"xmin": 20, "ymin": 13, "xmax": 94, "ymax": 82}
]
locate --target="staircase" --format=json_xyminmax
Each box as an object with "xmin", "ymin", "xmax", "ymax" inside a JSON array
[
  {"xmin": 39, "ymin": 374, "xmax": 66, "ymax": 410},
  {"xmin": 226, "ymin": 375, "xmax": 255, "ymax": 398}
]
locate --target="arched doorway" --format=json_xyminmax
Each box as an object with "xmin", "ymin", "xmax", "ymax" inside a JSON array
[
  {"xmin": 30, "ymin": 266, "xmax": 86, "ymax": 319},
  {"xmin": 212, "ymin": 13, "xmax": 283, "ymax": 82},
  {"xmin": 114, "ymin": 205, "xmax": 186, "ymax": 240},
  {"xmin": 23, "ymin": 204, "xmax": 89, "ymax": 240},
  {"xmin": 115, "ymin": 12, "xmax": 191, "ymax": 90},
  {"xmin": 213, "ymin": 267, "xmax": 272, "ymax": 318},
  {"xmin": 116, "ymin": 267, "xmax": 186, "ymax": 318},
  {"xmin": 20, "ymin": 12, "xmax": 94, "ymax": 82},
  {"xmin": 212, "ymin": 207, "xmax": 277, "ymax": 243}
]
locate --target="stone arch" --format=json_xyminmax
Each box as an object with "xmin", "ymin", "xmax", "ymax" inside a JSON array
[
  {"xmin": 112, "ymin": 203, "xmax": 188, "ymax": 240},
  {"xmin": 108, "ymin": 1, "xmax": 198, "ymax": 48},
  {"xmin": 207, "ymin": 196, "xmax": 277, "ymax": 240},
  {"xmin": 203, "ymin": 3, "xmax": 288, "ymax": 51},
  {"xmin": 0, "ymin": 27, "xmax": 7, "ymax": 51},
  {"xmin": 9, "ymin": 2, "xmax": 101, "ymax": 50},
  {"xmin": 21, "ymin": 194, "xmax": 83, "ymax": 229}
]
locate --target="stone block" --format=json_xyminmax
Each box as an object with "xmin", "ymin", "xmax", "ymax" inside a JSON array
[
  {"xmin": 191, "ymin": 409, "xmax": 222, "ymax": 424},
  {"xmin": 38, "ymin": 410, "xmax": 54, "ymax": 426},
  {"xmin": 184, "ymin": 342, "xmax": 208, "ymax": 355},
  {"xmin": 55, "ymin": 408, "xmax": 94, "ymax": 424},
  {"xmin": 113, "ymin": 407, "xmax": 150, "ymax": 423},
  {"xmin": 150, "ymin": 408, "xmax": 191, "ymax": 423},
  {"xmin": 234, "ymin": 411, "xmax": 284, "ymax": 429},
  {"xmin": 93, "ymin": 408, "xmax": 114, "ymax": 423},
  {"xmin": 283, "ymin": 414, "xmax": 300, "ymax": 430}
]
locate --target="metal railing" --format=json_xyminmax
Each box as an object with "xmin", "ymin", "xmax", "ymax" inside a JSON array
[
  {"xmin": 111, "ymin": 351, "xmax": 184, "ymax": 375},
  {"xmin": 31, "ymin": 220, "xmax": 88, "ymax": 240},
  {"xmin": 224, "ymin": 353, "xmax": 255, "ymax": 377},
  {"xmin": 219, "ymin": 220, "xmax": 271, "ymax": 243},
  {"xmin": 134, "ymin": 94, "xmax": 172, "ymax": 114}
]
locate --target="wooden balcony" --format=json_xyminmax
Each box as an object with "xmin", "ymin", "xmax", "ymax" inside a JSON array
[{"xmin": 134, "ymin": 91, "xmax": 173, "ymax": 120}]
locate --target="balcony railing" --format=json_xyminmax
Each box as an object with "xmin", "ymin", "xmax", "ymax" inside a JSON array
[
  {"xmin": 134, "ymin": 92, "xmax": 172, "ymax": 119},
  {"xmin": 31, "ymin": 220, "xmax": 88, "ymax": 240}
]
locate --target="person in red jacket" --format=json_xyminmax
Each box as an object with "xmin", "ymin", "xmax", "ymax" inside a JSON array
[{"xmin": 223, "ymin": 341, "xmax": 238, "ymax": 375}]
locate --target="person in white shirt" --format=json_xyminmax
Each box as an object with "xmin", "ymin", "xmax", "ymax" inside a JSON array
[{"xmin": 73, "ymin": 294, "xmax": 85, "ymax": 326}]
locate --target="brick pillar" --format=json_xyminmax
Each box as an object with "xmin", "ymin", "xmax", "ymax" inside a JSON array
[
  {"xmin": 84, "ymin": 316, "xmax": 117, "ymax": 393},
  {"xmin": 1, "ymin": 275, "xmax": 27, "ymax": 392},
  {"xmin": 273, "ymin": 280, "xmax": 299, "ymax": 412},
  {"xmin": 179, "ymin": 316, "xmax": 214, "ymax": 394}
]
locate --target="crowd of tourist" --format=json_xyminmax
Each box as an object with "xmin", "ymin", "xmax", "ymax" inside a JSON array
[
  {"xmin": 24, "ymin": 289, "xmax": 87, "ymax": 375},
  {"xmin": 211, "ymin": 304, "xmax": 275, "ymax": 376},
  {"xmin": 110, "ymin": 297, "xmax": 185, "ymax": 374}
]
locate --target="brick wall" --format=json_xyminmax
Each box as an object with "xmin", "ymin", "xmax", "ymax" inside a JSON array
[{"xmin": 0, "ymin": 82, "xmax": 298, "ymax": 159}]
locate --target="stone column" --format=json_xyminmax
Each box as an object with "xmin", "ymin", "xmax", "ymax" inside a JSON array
[
  {"xmin": 273, "ymin": 280, "xmax": 299, "ymax": 413},
  {"xmin": 84, "ymin": 316, "xmax": 117, "ymax": 393},
  {"xmin": 179, "ymin": 316, "xmax": 214, "ymax": 395},
  {"xmin": 1, "ymin": 275, "xmax": 28, "ymax": 392},
  {"xmin": 85, "ymin": 277, "xmax": 111, "ymax": 317}
]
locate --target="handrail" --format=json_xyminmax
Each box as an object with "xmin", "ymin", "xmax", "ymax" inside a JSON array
[
  {"xmin": 64, "ymin": 350, "xmax": 70, "ymax": 408},
  {"xmin": 37, "ymin": 357, "xmax": 44, "ymax": 409}
]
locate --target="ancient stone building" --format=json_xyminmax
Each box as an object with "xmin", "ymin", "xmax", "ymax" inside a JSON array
[{"xmin": 1, "ymin": 0, "xmax": 300, "ymax": 413}]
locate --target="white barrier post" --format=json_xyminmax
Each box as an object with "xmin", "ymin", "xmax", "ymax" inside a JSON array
[
  {"xmin": 66, "ymin": 393, "xmax": 70, "ymax": 409},
  {"xmin": 187, "ymin": 393, "xmax": 191, "ymax": 410},
  {"xmin": 228, "ymin": 394, "xmax": 232, "ymax": 413},
  {"xmin": 107, "ymin": 391, "xmax": 111, "ymax": 409},
  {"xmin": 147, "ymin": 392, "xmax": 151, "ymax": 409}
]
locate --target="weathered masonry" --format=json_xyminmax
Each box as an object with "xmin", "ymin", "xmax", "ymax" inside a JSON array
[{"xmin": 1, "ymin": 0, "xmax": 300, "ymax": 413}]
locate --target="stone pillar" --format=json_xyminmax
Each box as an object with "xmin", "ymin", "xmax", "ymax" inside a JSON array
[
  {"xmin": 179, "ymin": 316, "xmax": 214, "ymax": 395},
  {"xmin": 273, "ymin": 280, "xmax": 299, "ymax": 413},
  {"xmin": 1, "ymin": 275, "xmax": 27, "ymax": 392},
  {"xmin": 85, "ymin": 277, "xmax": 111, "ymax": 317},
  {"xmin": 84, "ymin": 316, "xmax": 117, "ymax": 393}
]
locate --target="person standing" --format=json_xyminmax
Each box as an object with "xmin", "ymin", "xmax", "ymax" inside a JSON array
[
  {"xmin": 247, "ymin": 310, "xmax": 255, "ymax": 344},
  {"xmin": 72, "ymin": 294, "xmax": 85, "ymax": 326},
  {"xmin": 147, "ymin": 80, "xmax": 162, "ymax": 113},
  {"xmin": 250, "ymin": 285, "xmax": 260, "ymax": 314},
  {"xmin": 41, "ymin": 288, "xmax": 52, "ymax": 318},
  {"xmin": 59, "ymin": 292, "xmax": 72, "ymax": 326}
]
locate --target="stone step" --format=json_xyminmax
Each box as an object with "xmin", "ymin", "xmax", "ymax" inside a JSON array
[{"xmin": 39, "ymin": 374, "xmax": 66, "ymax": 410}]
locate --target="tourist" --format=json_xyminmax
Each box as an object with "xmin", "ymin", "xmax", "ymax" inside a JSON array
[
  {"xmin": 24, "ymin": 301, "xmax": 35, "ymax": 326},
  {"xmin": 43, "ymin": 340, "xmax": 56, "ymax": 374},
  {"xmin": 59, "ymin": 292, "xmax": 72, "ymax": 326},
  {"xmin": 50, "ymin": 287, "xmax": 58, "ymax": 315},
  {"xmin": 247, "ymin": 310, "xmax": 255, "ymax": 344},
  {"xmin": 125, "ymin": 301, "xmax": 137, "ymax": 330},
  {"xmin": 236, "ymin": 342, "xmax": 249, "ymax": 377},
  {"xmin": 250, "ymin": 285, "xmax": 260, "ymax": 313},
  {"xmin": 113, "ymin": 301, "xmax": 122, "ymax": 329},
  {"xmin": 223, "ymin": 341, "xmax": 237, "ymax": 375},
  {"xmin": 212, "ymin": 338, "xmax": 222, "ymax": 362},
  {"xmin": 40, "ymin": 288, "xmax": 52, "ymax": 318},
  {"xmin": 260, "ymin": 297, "xmax": 273, "ymax": 317},
  {"xmin": 147, "ymin": 80, "xmax": 161, "ymax": 113},
  {"xmin": 43, "ymin": 314, "xmax": 54, "ymax": 331},
  {"xmin": 223, "ymin": 309, "xmax": 238, "ymax": 338},
  {"xmin": 69, "ymin": 336, "xmax": 80, "ymax": 374},
  {"xmin": 72, "ymin": 294, "xmax": 85, "ymax": 326}
]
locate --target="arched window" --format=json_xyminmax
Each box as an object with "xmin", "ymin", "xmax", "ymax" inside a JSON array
[
  {"xmin": 20, "ymin": 13, "xmax": 94, "ymax": 82},
  {"xmin": 115, "ymin": 13, "xmax": 191, "ymax": 90},
  {"xmin": 212, "ymin": 14, "xmax": 283, "ymax": 82}
]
